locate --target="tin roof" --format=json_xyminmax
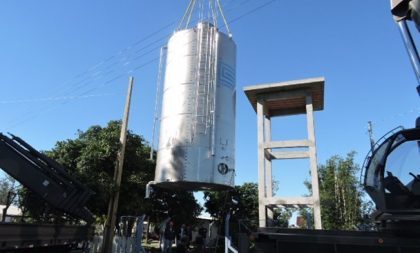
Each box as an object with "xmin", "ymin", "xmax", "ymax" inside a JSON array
[{"xmin": 243, "ymin": 77, "xmax": 325, "ymax": 117}]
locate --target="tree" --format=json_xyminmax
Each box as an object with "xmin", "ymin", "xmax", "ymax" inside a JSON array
[
  {"xmin": 204, "ymin": 183, "xmax": 259, "ymax": 233},
  {"xmin": 303, "ymin": 152, "xmax": 369, "ymax": 230},
  {"xmin": 0, "ymin": 175, "xmax": 16, "ymax": 205},
  {"xmin": 18, "ymin": 120, "xmax": 202, "ymax": 226},
  {"xmin": 203, "ymin": 182, "xmax": 257, "ymax": 250},
  {"xmin": 273, "ymin": 207, "xmax": 294, "ymax": 228},
  {"xmin": 146, "ymin": 187, "xmax": 202, "ymax": 227},
  {"xmin": 204, "ymin": 182, "xmax": 294, "ymax": 232},
  {"xmin": 43, "ymin": 120, "xmax": 155, "ymax": 219},
  {"xmin": 0, "ymin": 175, "xmax": 17, "ymax": 222}
]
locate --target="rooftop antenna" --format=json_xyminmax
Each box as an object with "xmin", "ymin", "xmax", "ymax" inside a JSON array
[{"xmin": 368, "ymin": 121, "xmax": 375, "ymax": 152}]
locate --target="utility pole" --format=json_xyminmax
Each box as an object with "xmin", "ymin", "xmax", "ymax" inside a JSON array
[
  {"xmin": 101, "ymin": 76, "xmax": 134, "ymax": 253},
  {"xmin": 368, "ymin": 121, "xmax": 375, "ymax": 152}
]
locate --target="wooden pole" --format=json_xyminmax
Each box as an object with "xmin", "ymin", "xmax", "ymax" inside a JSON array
[{"xmin": 102, "ymin": 76, "xmax": 134, "ymax": 253}]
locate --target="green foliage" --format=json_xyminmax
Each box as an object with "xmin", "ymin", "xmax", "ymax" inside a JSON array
[
  {"xmin": 146, "ymin": 187, "xmax": 202, "ymax": 227},
  {"xmin": 304, "ymin": 152, "xmax": 368, "ymax": 230},
  {"xmin": 43, "ymin": 120, "xmax": 155, "ymax": 218},
  {"xmin": 204, "ymin": 183, "xmax": 259, "ymax": 230},
  {"xmin": 18, "ymin": 120, "xmax": 201, "ymax": 225},
  {"xmin": 273, "ymin": 207, "xmax": 294, "ymax": 228},
  {"xmin": 0, "ymin": 175, "xmax": 15, "ymax": 205}
]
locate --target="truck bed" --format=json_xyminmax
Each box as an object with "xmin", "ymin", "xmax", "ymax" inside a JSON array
[
  {"xmin": 255, "ymin": 227, "xmax": 420, "ymax": 253},
  {"xmin": 0, "ymin": 222, "xmax": 93, "ymax": 252}
]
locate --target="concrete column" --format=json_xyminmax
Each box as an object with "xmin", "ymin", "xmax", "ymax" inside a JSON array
[
  {"xmin": 264, "ymin": 116, "xmax": 274, "ymax": 226},
  {"xmin": 306, "ymin": 95, "xmax": 322, "ymax": 229},
  {"xmin": 257, "ymin": 99, "xmax": 266, "ymax": 228}
]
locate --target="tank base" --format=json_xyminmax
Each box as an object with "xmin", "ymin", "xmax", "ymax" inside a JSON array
[{"xmin": 154, "ymin": 181, "xmax": 233, "ymax": 191}]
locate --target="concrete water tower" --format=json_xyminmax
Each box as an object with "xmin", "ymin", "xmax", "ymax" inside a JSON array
[{"xmin": 244, "ymin": 77, "xmax": 324, "ymax": 229}]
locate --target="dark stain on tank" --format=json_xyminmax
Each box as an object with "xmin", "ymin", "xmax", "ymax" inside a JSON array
[{"xmin": 169, "ymin": 142, "xmax": 186, "ymax": 180}]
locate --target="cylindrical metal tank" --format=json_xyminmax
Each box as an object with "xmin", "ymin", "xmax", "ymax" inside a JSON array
[{"xmin": 154, "ymin": 22, "xmax": 236, "ymax": 191}]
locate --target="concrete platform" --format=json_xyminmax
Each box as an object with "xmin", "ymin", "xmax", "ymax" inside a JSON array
[{"xmin": 244, "ymin": 77, "xmax": 324, "ymax": 117}]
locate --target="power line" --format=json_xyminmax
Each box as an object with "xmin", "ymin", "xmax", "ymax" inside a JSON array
[
  {"xmin": 6, "ymin": 0, "xmax": 252, "ymax": 109},
  {"xmin": 5, "ymin": 58, "xmax": 159, "ymax": 129},
  {"xmin": 3, "ymin": 44, "xmax": 165, "ymax": 128},
  {"xmin": 35, "ymin": 0, "xmax": 253, "ymax": 101},
  {"xmin": 4, "ymin": 0, "xmax": 277, "ymax": 130},
  {"xmin": 226, "ymin": 0, "xmax": 276, "ymax": 26},
  {"xmin": 0, "ymin": 93, "xmax": 114, "ymax": 104}
]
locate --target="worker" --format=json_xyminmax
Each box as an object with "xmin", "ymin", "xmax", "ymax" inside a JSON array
[
  {"xmin": 135, "ymin": 215, "xmax": 147, "ymax": 253},
  {"xmin": 176, "ymin": 224, "xmax": 188, "ymax": 253},
  {"xmin": 163, "ymin": 221, "xmax": 176, "ymax": 253},
  {"xmin": 196, "ymin": 227, "xmax": 207, "ymax": 251}
]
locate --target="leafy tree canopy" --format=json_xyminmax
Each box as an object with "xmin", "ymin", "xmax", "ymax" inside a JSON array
[
  {"xmin": 204, "ymin": 183, "xmax": 258, "ymax": 220},
  {"xmin": 0, "ymin": 175, "xmax": 16, "ymax": 206},
  {"xmin": 44, "ymin": 120, "xmax": 155, "ymax": 218},
  {"xmin": 303, "ymin": 151, "xmax": 372, "ymax": 230},
  {"xmin": 18, "ymin": 120, "xmax": 201, "ymax": 225},
  {"xmin": 204, "ymin": 182, "xmax": 294, "ymax": 230},
  {"xmin": 146, "ymin": 187, "xmax": 202, "ymax": 228}
]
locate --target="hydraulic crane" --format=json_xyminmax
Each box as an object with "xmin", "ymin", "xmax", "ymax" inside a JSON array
[
  {"xmin": 361, "ymin": 0, "xmax": 420, "ymax": 234},
  {"xmin": 0, "ymin": 133, "xmax": 94, "ymax": 251}
]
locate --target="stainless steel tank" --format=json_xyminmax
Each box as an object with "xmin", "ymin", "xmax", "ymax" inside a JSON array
[{"xmin": 154, "ymin": 22, "xmax": 236, "ymax": 191}]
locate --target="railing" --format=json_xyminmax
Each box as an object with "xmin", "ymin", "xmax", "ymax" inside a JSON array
[{"xmin": 359, "ymin": 126, "xmax": 403, "ymax": 186}]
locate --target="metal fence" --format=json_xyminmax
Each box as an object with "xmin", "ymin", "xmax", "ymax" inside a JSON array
[{"xmin": 90, "ymin": 216, "xmax": 147, "ymax": 253}]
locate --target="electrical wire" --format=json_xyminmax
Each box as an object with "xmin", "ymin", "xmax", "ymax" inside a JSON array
[
  {"xmin": 226, "ymin": 0, "xmax": 276, "ymax": 26},
  {"xmin": 3, "ymin": 0, "xmax": 277, "ymax": 130},
  {"xmin": 37, "ymin": 21, "xmax": 175, "ymax": 103},
  {"xmin": 7, "ymin": 59, "xmax": 160, "ymax": 129},
  {"xmin": 7, "ymin": 0, "xmax": 251, "ymax": 109},
  {"xmin": 0, "ymin": 93, "xmax": 114, "ymax": 104}
]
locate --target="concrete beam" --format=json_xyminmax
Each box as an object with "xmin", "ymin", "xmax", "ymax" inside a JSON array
[
  {"xmin": 267, "ymin": 151, "xmax": 310, "ymax": 160},
  {"xmin": 264, "ymin": 140, "xmax": 313, "ymax": 149},
  {"xmin": 262, "ymin": 197, "xmax": 314, "ymax": 206}
]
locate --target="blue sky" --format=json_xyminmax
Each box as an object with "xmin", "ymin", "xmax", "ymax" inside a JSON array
[{"xmin": 1, "ymin": 0, "xmax": 420, "ymax": 198}]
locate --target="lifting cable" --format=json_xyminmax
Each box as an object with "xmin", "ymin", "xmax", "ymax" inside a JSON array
[
  {"xmin": 177, "ymin": 0, "xmax": 232, "ymax": 36},
  {"xmin": 216, "ymin": 0, "xmax": 232, "ymax": 36},
  {"xmin": 178, "ymin": 0, "xmax": 196, "ymax": 30}
]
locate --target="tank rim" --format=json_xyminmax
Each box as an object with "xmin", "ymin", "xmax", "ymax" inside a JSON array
[{"xmin": 154, "ymin": 181, "xmax": 234, "ymax": 191}]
